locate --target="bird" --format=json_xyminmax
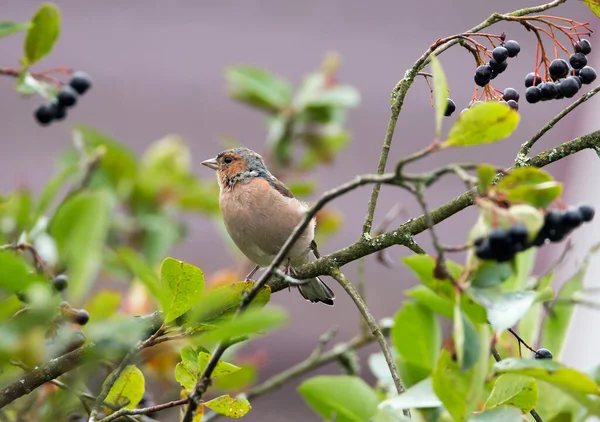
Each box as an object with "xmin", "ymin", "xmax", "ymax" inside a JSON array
[{"xmin": 202, "ymin": 147, "xmax": 335, "ymax": 306}]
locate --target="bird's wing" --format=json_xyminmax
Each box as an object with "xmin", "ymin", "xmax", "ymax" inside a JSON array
[{"xmin": 268, "ymin": 177, "xmax": 294, "ymax": 198}]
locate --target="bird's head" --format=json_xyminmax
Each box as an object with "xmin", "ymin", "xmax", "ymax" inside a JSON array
[{"xmin": 202, "ymin": 148, "xmax": 270, "ymax": 189}]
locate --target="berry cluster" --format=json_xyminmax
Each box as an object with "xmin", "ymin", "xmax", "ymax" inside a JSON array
[
  {"xmin": 475, "ymin": 204, "xmax": 595, "ymax": 262},
  {"xmin": 525, "ymin": 39, "xmax": 596, "ymax": 103},
  {"xmin": 35, "ymin": 71, "xmax": 92, "ymax": 126},
  {"xmin": 532, "ymin": 205, "xmax": 595, "ymax": 245},
  {"xmin": 474, "ymin": 40, "xmax": 521, "ymax": 87},
  {"xmin": 474, "ymin": 224, "xmax": 529, "ymax": 262}
]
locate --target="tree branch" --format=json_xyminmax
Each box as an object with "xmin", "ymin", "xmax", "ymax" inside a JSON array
[{"xmin": 267, "ymin": 129, "xmax": 600, "ymax": 293}]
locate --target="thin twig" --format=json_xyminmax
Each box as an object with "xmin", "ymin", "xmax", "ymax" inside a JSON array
[{"xmin": 328, "ymin": 268, "xmax": 409, "ymax": 417}]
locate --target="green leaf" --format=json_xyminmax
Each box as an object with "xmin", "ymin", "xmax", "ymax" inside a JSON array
[
  {"xmin": 115, "ymin": 247, "xmax": 161, "ymax": 299},
  {"xmin": 0, "ymin": 251, "xmax": 39, "ymax": 293},
  {"xmin": 396, "ymin": 357, "xmax": 432, "ymax": 390},
  {"xmin": 225, "ymin": 66, "xmax": 292, "ymax": 112},
  {"xmin": 104, "ymin": 365, "xmax": 145, "ymax": 410},
  {"xmin": 432, "ymin": 325, "xmax": 490, "ymax": 421},
  {"xmin": 302, "ymin": 85, "xmax": 360, "ymax": 108},
  {"xmin": 23, "ymin": 3, "xmax": 61, "ymax": 65},
  {"xmin": 159, "ymin": 257, "xmax": 205, "ymax": 323},
  {"xmin": 198, "ymin": 351, "xmax": 241, "ymax": 377},
  {"xmin": 534, "ymin": 381, "xmax": 580, "ymax": 421},
  {"xmin": 517, "ymin": 301, "xmax": 543, "ymax": 348},
  {"xmin": 74, "ymin": 125, "xmax": 138, "ymax": 188},
  {"xmin": 497, "ymin": 167, "xmax": 562, "ymax": 209},
  {"xmin": 138, "ymin": 213, "xmax": 184, "ymax": 265},
  {"xmin": 200, "ymin": 307, "xmax": 288, "ymax": 343},
  {"xmin": 430, "ymin": 55, "xmax": 448, "ymax": 138},
  {"xmin": 0, "ymin": 21, "xmax": 31, "ymax": 39},
  {"xmin": 403, "ymin": 255, "xmax": 487, "ymax": 323},
  {"xmin": 204, "ymin": 395, "xmax": 251, "ymax": 419},
  {"xmin": 493, "ymin": 358, "xmax": 600, "ymax": 395},
  {"xmin": 540, "ymin": 267, "xmax": 584, "ymax": 358},
  {"xmin": 500, "ymin": 247, "xmax": 538, "ymax": 292},
  {"xmin": 469, "ymin": 406, "xmax": 523, "ymax": 422},
  {"xmin": 50, "ymin": 191, "xmax": 112, "ymax": 303},
  {"xmin": 581, "ymin": 0, "xmax": 600, "ymax": 18},
  {"xmin": 299, "ymin": 375, "xmax": 379, "ymax": 422},
  {"xmin": 83, "ymin": 290, "xmax": 120, "ymax": 320},
  {"xmin": 470, "ymin": 289, "xmax": 536, "ymax": 332},
  {"xmin": 392, "ymin": 302, "xmax": 440, "ymax": 371},
  {"xmin": 378, "ymin": 377, "xmax": 442, "ymax": 412},
  {"xmin": 453, "ymin": 304, "xmax": 480, "ymax": 371},
  {"xmin": 443, "ymin": 102, "xmax": 519, "ymax": 147},
  {"xmin": 175, "ymin": 361, "xmax": 197, "ymax": 391},
  {"xmin": 507, "ymin": 182, "xmax": 563, "ymax": 209},
  {"xmin": 213, "ymin": 366, "xmax": 257, "ymax": 391},
  {"xmin": 477, "ymin": 164, "xmax": 497, "ymax": 195},
  {"xmin": 405, "ymin": 286, "xmax": 453, "ymax": 319},
  {"xmin": 188, "ymin": 281, "xmax": 271, "ymax": 323},
  {"xmin": 485, "ymin": 374, "xmax": 538, "ymax": 413},
  {"xmin": 402, "ymin": 255, "xmax": 463, "ymax": 295},
  {"xmin": 470, "ymin": 261, "xmax": 511, "ymax": 289}
]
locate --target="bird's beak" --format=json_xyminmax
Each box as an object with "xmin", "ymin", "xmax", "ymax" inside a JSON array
[{"xmin": 201, "ymin": 157, "xmax": 219, "ymax": 170}]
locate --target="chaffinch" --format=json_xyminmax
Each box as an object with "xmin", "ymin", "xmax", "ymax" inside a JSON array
[{"xmin": 202, "ymin": 148, "xmax": 335, "ymax": 306}]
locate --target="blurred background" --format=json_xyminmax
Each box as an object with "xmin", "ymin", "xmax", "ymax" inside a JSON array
[{"xmin": 0, "ymin": 1, "xmax": 598, "ymax": 420}]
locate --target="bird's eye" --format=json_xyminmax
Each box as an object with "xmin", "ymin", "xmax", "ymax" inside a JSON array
[{"xmin": 224, "ymin": 156, "xmax": 233, "ymax": 164}]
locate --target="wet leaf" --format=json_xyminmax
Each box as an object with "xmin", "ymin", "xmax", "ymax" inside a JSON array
[{"xmin": 204, "ymin": 395, "xmax": 251, "ymax": 418}]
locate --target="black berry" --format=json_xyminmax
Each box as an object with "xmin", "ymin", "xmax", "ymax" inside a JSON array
[
  {"xmin": 525, "ymin": 72, "xmax": 542, "ymax": 87},
  {"xmin": 559, "ymin": 77, "xmax": 579, "ymax": 98},
  {"xmin": 509, "ymin": 224, "xmax": 528, "ymax": 244},
  {"xmin": 535, "ymin": 348, "xmax": 553, "ymax": 360},
  {"xmin": 578, "ymin": 204, "xmax": 595, "ymax": 222},
  {"xmin": 562, "ymin": 208, "xmax": 583, "ymax": 229},
  {"xmin": 503, "ymin": 87, "xmax": 520, "ymax": 102},
  {"xmin": 474, "ymin": 65, "xmax": 493, "ymax": 87},
  {"xmin": 74, "ymin": 309, "xmax": 90, "ymax": 325},
  {"xmin": 507, "ymin": 99, "xmax": 519, "ymax": 110},
  {"xmin": 569, "ymin": 75, "xmax": 583, "ymax": 88},
  {"xmin": 579, "ymin": 66, "xmax": 597, "ymax": 84},
  {"xmin": 57, "ymin": 86, "xmax": 78, "ymax": 108},
  {"xmin": 53, "ymin": 274, "xmax": 68, "ymax": 291},
  {"xmin": 574, "ymin": 39, "xmax": 592, "ymax": 55},
  {"xmin": 69, "ymin": 71, "xmax": 92, "ymax": 95},
  {"xmin": 492, "ymin": 46, "xmax": 509, "ymax": 62},
  {"xmin": 444, "ymin": 98, "xmax": 456, "ymax": 117},
  {"xmin": 50, "ymin": 102, "xmax": 67, "ymax": 121},
  {"xmin": 539, "ymin": 82, "xmax": 558, "ymax": 101},
  {"xmin": 569, "ymin": 52, "xmax": 587, "ymax": 70},
  {"xmin": 549, "ymin": 59, "xmax": 569, "ymax": 80},
  {"xmin": 504, "ymin": 40, "xmax": 521, "ymax": 58},
  {"xmin": 489, "ymin": 59, "xmax": 508, "ymax": 74},
  {"xmin": 525, "ymin": 86, "xmax": 542, "ymax": 103},
  {"xmin": 34, "ymin": 104, "xmax": 54, "ymax": 126},
  {"xmin": 554, "ymin": 82, "xmax": 564, "ymax": 100}
]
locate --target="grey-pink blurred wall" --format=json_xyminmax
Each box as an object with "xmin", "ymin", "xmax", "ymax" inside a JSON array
[{"xmin": 0, "ymin": 2, "xmax": 597, "ymax": 421}]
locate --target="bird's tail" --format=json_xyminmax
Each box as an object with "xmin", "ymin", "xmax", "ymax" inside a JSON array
[{"xmin": 298, "ymin": 276, "xmax": 335, "ymax": 306}]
